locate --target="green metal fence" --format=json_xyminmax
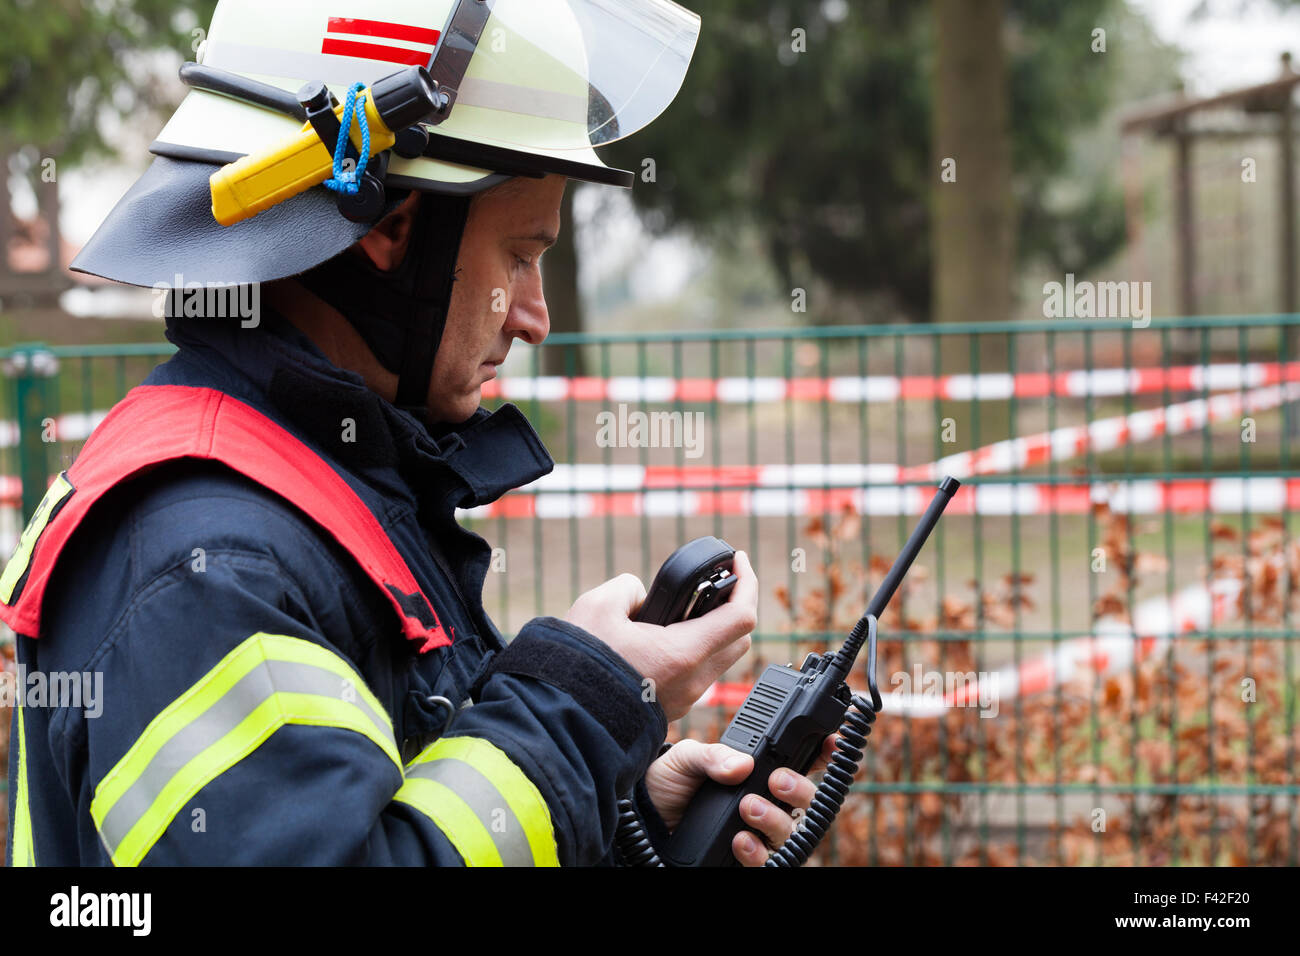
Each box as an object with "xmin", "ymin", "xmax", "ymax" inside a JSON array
[{"xmin": 2, "ymin": 315, "xmax": 1299, "ymax": 865}]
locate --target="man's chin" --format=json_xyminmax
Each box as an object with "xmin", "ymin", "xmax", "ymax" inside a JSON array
[{"xmin": 427, "ymin": 389, "xmax": 481, "ymax": 426}]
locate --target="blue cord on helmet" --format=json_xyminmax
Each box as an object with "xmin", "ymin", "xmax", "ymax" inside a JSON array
[{"xmin": 323, "ymin": 83, "xmax": 370, "ymax": 195}]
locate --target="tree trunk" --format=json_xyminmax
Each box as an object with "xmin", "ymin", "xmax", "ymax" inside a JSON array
[
  {"xmin": 930, "ymin": 0, "xmax": 1013, "ymax": 339},
  {"xmin": 37, "ymin": 163, "xmax": 61, "ymax": 275},
  {"xmin": 0, "ymin": 149, "xmax": 12, "ymax": 281},
  {"xmin": 33, "ymin": 154, "xmax": 64, "ymax": 306},
  {"xmin": 541, "ymin": 184, "xmax": 586, "ymax": 376}
]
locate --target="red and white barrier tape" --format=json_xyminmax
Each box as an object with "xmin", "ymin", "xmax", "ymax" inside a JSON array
[
  {"xmin": 0, "ymin": 411, "xmax": 106, "ymax": 450},
  {"xmin": 7, "ymin": 380, "xmax": 1297, "ymax": 525},
  {"xmin": 481, "ymin": 361, "xmax": 1300, "ymax": 404},
  {"xmin": 901, "ymin": 381, "xmax": 1300, "ymax": 483},
  {"xmin": 694, "ymin": 576, "xmax": 1241, "ymax": 715},
  {"xmin": 6, "ymin": 385, "xmax": 1295, "ymax": 519},
  {"xmin": 457, "ymin": 476, "xmax": 1300, "ymax": 520},
  {"xmin": 453, "ymin": 380, "xmax": 1300, "ymax": 514},
  {"xmin": 4, "ymin": 474, "xmax": 1295, "ymax": 519}
]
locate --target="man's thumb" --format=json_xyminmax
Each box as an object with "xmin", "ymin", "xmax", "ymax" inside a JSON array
[
  {"xmin": 609, "ymin": 572, "xmax": 648, "ymax": 616},
  {"xmin": 668, "ymin": 741, "xmax": 750, "ymax": 782}
]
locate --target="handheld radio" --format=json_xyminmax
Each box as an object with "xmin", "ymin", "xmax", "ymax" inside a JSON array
[
  {"xmin": 620, "ymin": 476, "xmax": 960, "ymax": 867},
  {"xmin": 632, "ymin": 536, "xmax": 738, "ymax": 626}
]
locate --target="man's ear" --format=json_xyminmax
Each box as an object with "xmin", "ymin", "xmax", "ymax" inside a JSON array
[{"xmin": 356, "ymin": 190, "xmax": 421, "ymax": 271}]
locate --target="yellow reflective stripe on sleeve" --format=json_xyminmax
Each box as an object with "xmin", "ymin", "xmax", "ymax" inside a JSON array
[
  {"xmin": 0, "ymin": 472, "xmax": 73, "ymax": 604},
  {"xmin": 11, "ymin": 699, "xmax": 35, "ymax": 866},
  {"xmin": 90, "ymin": 632, "xmax": 398, "ymax": 867},
  {"xmin": 392, "ymin": 777, "xmax": 504, "ymax": 866},
  {"xmin": 403, "ymin": 735, "xmax": 559, "ymax": 867}
]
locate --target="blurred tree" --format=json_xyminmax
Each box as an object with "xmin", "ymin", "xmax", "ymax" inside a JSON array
[
  {"xmin": 541, "ymin": 186, "xmax": 585, "ymax": 374},
  {"xmin": 0, "ymin": 0, "xmax": 215, "ymax": 291},
  {"xmin": 595, "ymin": 0, "xmax": 1167, "ymax": 324},
  {"xmin": 1004, "ymin": 0, "xmax": 1167, "ymax": 279},
  {"xmin": 932, "ymin": 0, "xmax": 1012, "ymax": 327},
  {"xmin": 599, "ymin": 0, "xmax": 930, "ymax": 323}
]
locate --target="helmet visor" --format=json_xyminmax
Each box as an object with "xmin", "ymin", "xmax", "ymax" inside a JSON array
[{"xmin": 437, "ymin": 0, "xmax": 700, "ymax": 151}]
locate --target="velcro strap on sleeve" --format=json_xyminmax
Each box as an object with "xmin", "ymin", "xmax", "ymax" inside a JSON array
[{"xmin": 473, "ymin": 617, "xmax": 661, "ymax": 751}]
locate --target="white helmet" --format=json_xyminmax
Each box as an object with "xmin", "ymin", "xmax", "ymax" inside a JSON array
[
  {"xmin": 70, "ymin": 0, "xmax": 700, "ymax": 415},
  {"xmin": 71, "ymin": 0, "xmax": 700, "ymax": 286}
]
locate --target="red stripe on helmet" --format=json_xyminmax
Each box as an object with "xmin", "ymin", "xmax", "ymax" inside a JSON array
[
  {"xmin": 321, "ymin": 38, "xmax": 431, "ymax": 66},
  {"xmin": 326, "ymin": 17, "xmax": 441, "ymax": 46}
]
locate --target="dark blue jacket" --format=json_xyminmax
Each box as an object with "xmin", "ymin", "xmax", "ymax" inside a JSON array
[{"xmin": 6, "ymin": 308, "xmax": 669, "ymax": 865}]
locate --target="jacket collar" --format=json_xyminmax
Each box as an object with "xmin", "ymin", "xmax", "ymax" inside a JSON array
[{"xmin": 162, "ymin": 310, "xmax": 553, "ymax": 508}]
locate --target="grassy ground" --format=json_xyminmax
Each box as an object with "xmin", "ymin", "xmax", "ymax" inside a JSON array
[{"xmin": 0, "ymin": 304, "xmax": 165, "ymax": 349}]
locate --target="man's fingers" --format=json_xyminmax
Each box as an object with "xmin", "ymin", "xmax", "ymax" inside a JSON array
[
  {"xmin": 699, "ymin": 630, "xmax": 752, "ymax": 685},
  {"xmin": 569, "ymin": 572, "xmax": 647, "ymax": 622},
  {"xmin": 739, "ymin": 794, "xmax": 795, "ymax": 850},
  {"xmin": 810, "ymin": 733, "xmax": 838, "ymax": 775},
  {"xmin": 731, "ymin": 766, "xmax": 820, "ymax": 864},
  {"xmin": 733, "ymin": 830, "xmax": 766, "ymax": 867},
  {"xmin": 680, "ymin": 555, "xmax": 760, "ymax": 703},
  {"xmin": 733, "ymin": 830, "xmax": 768, "ymax": 867},
  {"xmin": 767, "ymin": 767, "xmax": 818, "ymax": 809}
]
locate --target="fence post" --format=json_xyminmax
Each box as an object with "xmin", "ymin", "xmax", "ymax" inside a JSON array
[{"xmin": 2, "ymin": 343, "xmax": 60, "ymax": 524}]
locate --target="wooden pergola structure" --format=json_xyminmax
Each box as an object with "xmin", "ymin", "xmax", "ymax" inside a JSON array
[{"xmin": 1121, "ymin": 53, "xmax": 1299, "ymax": 318}]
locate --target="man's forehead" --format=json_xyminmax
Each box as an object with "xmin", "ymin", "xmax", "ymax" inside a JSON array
[
  {"xmin": 513, "ymin": 228, "xmax": 559, "ymax": 248},
  {"xmin": 485, "ymin": 173, "xmax": 566, "ymax": 202},
  {"xmin": 477, "ymin": 175, "xmax": 565, "ymax": 234}
]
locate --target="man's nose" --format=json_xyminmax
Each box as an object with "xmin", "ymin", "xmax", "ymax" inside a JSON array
[{"xmin": 506, "ymin": 266, "xmax": 550, "ymax": 345}]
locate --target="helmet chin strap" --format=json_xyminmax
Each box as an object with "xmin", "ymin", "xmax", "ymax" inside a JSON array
[{"xmin": 296, "ymin": 192, "xmax": 473, "ymax": 422}]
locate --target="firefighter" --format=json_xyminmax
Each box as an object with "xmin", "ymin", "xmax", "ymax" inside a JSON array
[{"xmin": 3, "ymin": 0, "xmax": 828, "ymax": 866}]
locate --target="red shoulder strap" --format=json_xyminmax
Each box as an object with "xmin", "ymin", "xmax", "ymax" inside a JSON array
[{"xmin": 0, "ymin": 384, "xmax": 453, "ymax": 652}]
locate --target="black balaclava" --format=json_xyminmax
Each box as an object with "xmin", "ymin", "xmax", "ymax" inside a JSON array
[{"xmin": 296, "ymin": 190, "xmax": 473, "ymax": 420}]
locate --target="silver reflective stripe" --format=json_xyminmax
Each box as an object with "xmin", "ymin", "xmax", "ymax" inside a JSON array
[
  {"xmin": 406, "ymin": 757, "xmax": 534, "ymax": 866},
  {"xmin": 97, "ymin": 659, "xmax": 392, "ymax": 857},
  {"xmin": 457, "ymin": 77, "xmax": 587, "ymax": 125}
]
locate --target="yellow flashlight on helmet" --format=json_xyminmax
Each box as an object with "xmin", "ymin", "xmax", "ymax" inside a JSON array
[{"xmin": 209, "ymin": 65, "xmax": 443, "ymax": 227}]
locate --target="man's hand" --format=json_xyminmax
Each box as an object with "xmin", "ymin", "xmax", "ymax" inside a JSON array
[
  {"xmin": 643, "ymin": 736, "xmax": 838, "ymax": 866},
  {"xmin": 564, "ymin": 550, "xmax": 758, "ymax": 721}
]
